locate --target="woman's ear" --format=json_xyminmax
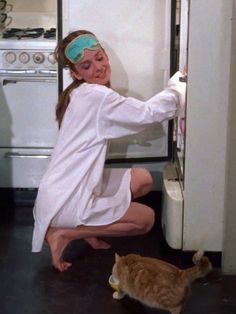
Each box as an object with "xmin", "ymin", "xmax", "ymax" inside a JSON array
[{"xmin": 70, "ymin": 69, "xmax": 83, "ymax": 81}]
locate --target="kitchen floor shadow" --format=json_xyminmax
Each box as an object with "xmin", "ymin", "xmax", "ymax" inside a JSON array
[{"xmin": 0, "ymin": 190, "xmax": 236, "ymax": 314}]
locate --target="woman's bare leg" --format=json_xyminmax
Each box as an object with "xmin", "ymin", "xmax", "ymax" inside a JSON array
[
  {"xmin": 130, "ymin": 168, "xmax": 153, "ymax": 199},
  {"xmin": 46, "ymin": 167, "xmax": 154, "ymax": 271},
  {"xmin": 83, "ymin": 168, "xmax": 153, "ymax": 250},
  {"xmin": 46, "ymin": 201, "xmax": 155, "ymax": 272},
  {"xmin": 84, "ymin": 237, "xmax": 111, "ymax": 249}
]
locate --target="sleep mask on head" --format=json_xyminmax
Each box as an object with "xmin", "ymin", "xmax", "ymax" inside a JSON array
[{"xmin": 65, "ymin": 34, "xmax": 101, "ymax": 64}]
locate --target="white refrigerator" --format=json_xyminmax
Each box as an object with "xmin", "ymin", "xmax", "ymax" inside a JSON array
[
  {"xmin": 58, "ymin": 0, "xmax": 234, "ymax": 253},
  {"xmin": 58, "ymin": 0, "xmax": 175, "ymax": 161},
  {"xmin": 162, "ymin": 0, "xmax": 234, "ymax": 253}
]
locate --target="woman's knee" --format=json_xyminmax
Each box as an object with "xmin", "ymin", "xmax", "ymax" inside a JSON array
[
  {"xmin": 131, "ymin": 168, "xmax": 153, "ymax": 198},
  {"xmin": 140, "ymin": 206, "xmax": 155, "ymax": 233},
  {"xmin": 118, "ymin": 202, "xmax": 155, "ymax": 235},
  {"xmin": 131, "ymin": 204, "xmax": 155, "ymax": 234}
]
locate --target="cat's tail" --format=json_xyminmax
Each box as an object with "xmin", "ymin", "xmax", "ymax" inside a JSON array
[{"xmin": 183, "ymin": 251, "xmax": 213, "ymax": 283}]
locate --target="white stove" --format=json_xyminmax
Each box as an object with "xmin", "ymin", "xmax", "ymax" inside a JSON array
[
  {"xmin": 0, "ymin": 28, "xmax": 58, "ymax": 188},
  {"xmin": 0, "ymin": 37, "xmax": 57, "ymax": 50},
  {"xmin": 0, "ymin": 28, "xmax": 57, "ymax": 78}
]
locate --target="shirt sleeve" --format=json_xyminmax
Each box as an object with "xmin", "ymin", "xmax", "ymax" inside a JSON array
[{"xmin": 97, "ymin": 71, "xmax": 186, "ymax": 140}]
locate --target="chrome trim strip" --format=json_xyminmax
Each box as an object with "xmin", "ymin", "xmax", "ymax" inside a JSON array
[{"xmin": 4, "ymin": 152, "xmax": 51, "ymax": 159}]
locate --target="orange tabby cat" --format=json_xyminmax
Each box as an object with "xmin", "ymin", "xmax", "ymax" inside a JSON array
[{"xmin": 110, "ymin": 251, "xmax": 212, "ymax": 314}]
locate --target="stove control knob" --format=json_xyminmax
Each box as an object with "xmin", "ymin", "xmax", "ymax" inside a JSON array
[
  {"xmin": 5, "ymin": 52, "xmax": 16, "ymax": 64},
  {"xmin": 33, "ymin": 52, "xmax": 45, "ymax": 64},
  {"xmin": 48, "ymin": 52, "xmax": 56, "ymax": 64},
  {"xmin": 19, "ymin": 52, "xmax": 30, "ymax": 64}
]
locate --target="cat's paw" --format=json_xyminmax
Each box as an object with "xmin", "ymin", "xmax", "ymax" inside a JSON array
[{"xmin": 112, "ymin": 291, "xmax": 125, "ymax": 300}]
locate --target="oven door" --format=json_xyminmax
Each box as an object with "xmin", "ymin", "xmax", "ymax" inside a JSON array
[
  {"xmin": 0, "ymin": 76, "xmax": 58, "ymax": 188},
  {"xmin": 0, "ymin": 77, "xmax": 58, "ymax": 147}
]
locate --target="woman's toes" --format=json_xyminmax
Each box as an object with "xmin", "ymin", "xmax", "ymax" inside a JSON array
[{"xmin": 53, "ymin": 260, "xmax": 72, "ymax": 272}]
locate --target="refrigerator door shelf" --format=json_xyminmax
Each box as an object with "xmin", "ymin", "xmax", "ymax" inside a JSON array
[{"xmin": 162, "ymin": 163, "xmax": 183, "ymax": 249}]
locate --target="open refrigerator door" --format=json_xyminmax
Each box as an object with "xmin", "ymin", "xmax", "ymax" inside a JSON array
[{"xmin": 58, "ymin": 0, "xmax": 174, "ymax": 161}]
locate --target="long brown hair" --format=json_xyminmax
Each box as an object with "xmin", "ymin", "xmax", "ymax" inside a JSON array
[{"xmin": 55, "ymin": 30, "xmax": 97, "ymax": 128}]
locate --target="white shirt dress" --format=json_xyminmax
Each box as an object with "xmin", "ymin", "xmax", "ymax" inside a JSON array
[{"xmin": 32, "ymin": 72, "xmax": 185, "ymax": 252}]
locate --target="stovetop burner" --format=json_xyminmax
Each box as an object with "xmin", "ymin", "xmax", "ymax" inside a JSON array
[
  {"xmin": 44, "ymin": 28, "xmax": 56, "ymax": 39},
  {"xmin": 2, "ymin": 28, "xmax": 56, "ymax": 40}
]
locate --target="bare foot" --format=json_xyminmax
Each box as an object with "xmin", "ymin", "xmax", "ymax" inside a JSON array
[
  {"xmin": 85, "ymin": 237, "xmax": 111, "ymax": 249},
  {"xmin": 45, "ymin": 227, "xmax": 72, "ymax": 272}
]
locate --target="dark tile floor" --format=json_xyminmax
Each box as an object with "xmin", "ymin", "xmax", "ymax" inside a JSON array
[{"xmin": 0, "ymin": 190, "xmax": 236, "ymax": 314}]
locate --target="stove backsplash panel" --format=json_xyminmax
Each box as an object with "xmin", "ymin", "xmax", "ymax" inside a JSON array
[{"xmin": 3, "ymin": 0, "xmax": 57, "ymax": 29}]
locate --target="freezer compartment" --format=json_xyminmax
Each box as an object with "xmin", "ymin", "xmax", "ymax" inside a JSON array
[
  {"xmin": 0, "ymin": 148, "xmax": 52, "ymax": 188},
  {"xmin": 162, "ymin": 163, "xmax": 183, "ymax": 249}
]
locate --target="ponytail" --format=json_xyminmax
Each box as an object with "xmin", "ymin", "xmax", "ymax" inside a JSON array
[{"xmin": 56, "ymin": 79, "xmax": 82, "ymax": 128}]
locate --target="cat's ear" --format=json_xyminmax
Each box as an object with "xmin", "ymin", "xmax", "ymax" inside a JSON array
[{"xmin": 115, "ymin": 253, "xmax": 121, "ymax": 262}]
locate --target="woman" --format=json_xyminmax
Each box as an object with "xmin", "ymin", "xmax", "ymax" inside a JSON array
[{"xmin": 32, "ymin": 30, "xmax": 185, "ymax": 272}]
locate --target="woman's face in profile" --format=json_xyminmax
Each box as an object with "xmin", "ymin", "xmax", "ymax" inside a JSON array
[{"xmin": 72, "ymin": 48, "xmax": 111, "ymax": 85}]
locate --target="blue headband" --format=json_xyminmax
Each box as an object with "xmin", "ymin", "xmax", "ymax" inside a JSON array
[{"xmin": 65, "ymin": 34, "xmax": 101, "ymax": 64}]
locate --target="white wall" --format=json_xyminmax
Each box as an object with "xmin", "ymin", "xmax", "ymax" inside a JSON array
[
  {"xmin": 5, "ymin": 0, "xmax": 57, "ymax": 29},
  {"xmin": 222, "ymin": 0, "xmax": 236, "ymax": 274}
]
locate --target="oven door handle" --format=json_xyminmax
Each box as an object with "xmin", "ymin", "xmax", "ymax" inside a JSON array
[
  {"xmin": 2, "ymin": 78, "xmax": 57, "ymax": 85},
  {"xmin": 0, "ymin": 69, "xmax": 37, "ymax": 75},
  {"xmin": 4, "ymin": 152, "xmax": 51, "ymax": 159},
  {"xmin": 38, "ymin": 69, "xmax": 57, "ymax": 76}
]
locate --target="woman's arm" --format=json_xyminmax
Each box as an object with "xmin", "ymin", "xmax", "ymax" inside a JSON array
[{"xmin": 96, "ymin": 72, "xmax": 186, "ymax": 140}]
